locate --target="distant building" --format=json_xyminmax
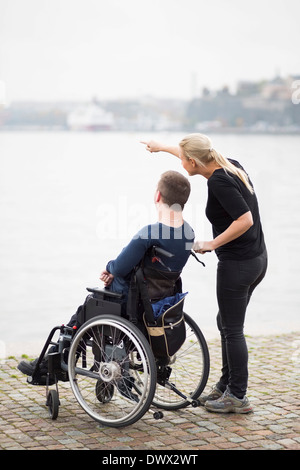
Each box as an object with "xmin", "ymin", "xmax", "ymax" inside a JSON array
[
  {"xmin": 67, "ymin": 101, "xmax": 115, "ymax": 131},
  {"xmin": 1, "ymin": 75, "xmax": 299, "ymax": 132}
]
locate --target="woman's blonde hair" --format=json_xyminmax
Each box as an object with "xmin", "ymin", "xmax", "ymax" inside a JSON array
[{"xmin": 179, "ymin": 133, "xmax": 254, "ymax": 194}]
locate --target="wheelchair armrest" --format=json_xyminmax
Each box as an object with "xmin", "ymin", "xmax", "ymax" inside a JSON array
[{"xmin": 86, "ymin": 287, "xmax": 123, "ymax": 300}]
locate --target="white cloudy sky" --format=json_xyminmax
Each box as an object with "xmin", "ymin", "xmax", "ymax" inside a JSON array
[{"xmin": 0, "ymin": 0, "xmax": 299, "ymax": 102}]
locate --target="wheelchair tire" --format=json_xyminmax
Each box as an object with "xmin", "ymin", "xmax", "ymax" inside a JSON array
[
  {"xmin": 68, "ymin": 314, "xmax": 157, "ymax": 428},
  {"xmin": 47, "ymin": 389, "xmax": 59, "ymax": 420},
  {"xmin": 152, "ymin": 313, "xmax": 210, "ymax": 410}
]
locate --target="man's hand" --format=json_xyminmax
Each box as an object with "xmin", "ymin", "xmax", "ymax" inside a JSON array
[{"xmin": 100, "ymin": 270, "xmax": 114, "ymax": 286}]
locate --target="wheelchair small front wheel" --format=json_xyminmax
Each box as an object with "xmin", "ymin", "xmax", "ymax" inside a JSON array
[
  {"xmin": 95, "ymin": 379, "xmax": 114, "ymax": 403},
  {"xmin": 47, "ymin": 389, "xmax": 59, "ymax": 420},
  {"xmin": 68, "ymin": 315, "xmax": 157, "ymax": 427}
]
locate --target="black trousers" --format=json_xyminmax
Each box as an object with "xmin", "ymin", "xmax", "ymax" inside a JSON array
[{"xmin": 216, "ymin": 250, "xmax": 268, "ymax": 398}]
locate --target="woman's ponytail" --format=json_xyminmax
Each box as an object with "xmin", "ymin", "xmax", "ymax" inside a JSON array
[{"xmin": 212, "ymin": 149, "xmax": 254, "ymax": 194}]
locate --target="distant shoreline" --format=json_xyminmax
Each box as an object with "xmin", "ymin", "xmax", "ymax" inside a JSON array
[{"xmin": 0, "ymin": 127, "xmax": 299, "ymax": 135}]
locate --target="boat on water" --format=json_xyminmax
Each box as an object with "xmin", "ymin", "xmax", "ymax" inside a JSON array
[{"xmin": 67, "ymin": 102, "xmax": 114, "ymax": 131}]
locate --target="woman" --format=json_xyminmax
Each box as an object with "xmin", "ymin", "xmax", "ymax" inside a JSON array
[{"xmin": 142, "ymin": 134, "xmax": 267, "ymax": 414}]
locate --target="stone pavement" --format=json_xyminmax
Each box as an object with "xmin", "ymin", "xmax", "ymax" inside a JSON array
[{"xmin": 0, "ymin": 333, "xmax": 299, "ymax": 451}]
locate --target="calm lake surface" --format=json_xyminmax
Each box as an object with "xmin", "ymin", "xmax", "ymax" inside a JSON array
[{"xmin": 0, "ymin": 131, "xmax": 299, "ymax": 355}]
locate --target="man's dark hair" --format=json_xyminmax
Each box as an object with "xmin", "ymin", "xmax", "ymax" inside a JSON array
[{"xmin": 157, "ymin": 171, "xmax": 191, "ymax": 210}]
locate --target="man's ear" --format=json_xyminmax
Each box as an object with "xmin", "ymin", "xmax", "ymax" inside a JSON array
[{"xmin": 155, "ymin": 189, "xmax": 161, "ymax": 203}]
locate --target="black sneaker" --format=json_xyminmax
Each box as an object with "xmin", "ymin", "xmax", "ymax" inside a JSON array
[
  {"xmin": 18, "ymin": 357, "xmax": 48, "ymax": 376},
  {"xmin": 18, "ymin": 357, "xmax": 56, "ymax": 385}
]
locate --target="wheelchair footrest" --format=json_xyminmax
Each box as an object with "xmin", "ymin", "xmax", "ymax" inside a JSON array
[{"xmin": 27, "ymin": 374, "xmax": 55, "ymax": 386}]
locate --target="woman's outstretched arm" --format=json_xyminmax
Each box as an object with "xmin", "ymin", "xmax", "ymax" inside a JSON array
[{"xmin": 141, "ymin": 140, "xmax": 180, "ymax": 158}]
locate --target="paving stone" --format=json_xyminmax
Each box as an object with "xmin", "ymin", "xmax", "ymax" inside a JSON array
[{"xmin": 0, "ymin": 333, "xmax": 299, "ymax": 451}]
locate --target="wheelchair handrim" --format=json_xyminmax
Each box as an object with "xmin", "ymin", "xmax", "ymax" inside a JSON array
[{"xmin": 68, "ymin": 316, "xmax": 156, "ymax": 426}]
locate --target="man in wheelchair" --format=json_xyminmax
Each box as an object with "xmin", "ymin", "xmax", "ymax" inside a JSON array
[{"xmin": 18, "ymin": 170, "xmax": 194, "ymax": 384}]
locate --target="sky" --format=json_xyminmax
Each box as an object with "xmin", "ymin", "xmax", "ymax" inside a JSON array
[{"xmin": 0, "ymin": 0, "xmax": 299, "ymax": 103}]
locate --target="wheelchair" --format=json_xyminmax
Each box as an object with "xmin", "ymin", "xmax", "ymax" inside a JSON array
[{"xmin": 26, "ymin": 248, "xmax": 210, "ymax": 428}]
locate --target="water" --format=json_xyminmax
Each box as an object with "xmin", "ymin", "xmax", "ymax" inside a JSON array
[{"xmin": 1, "ymin": 131, "xmax": 300, "ymax": 356}]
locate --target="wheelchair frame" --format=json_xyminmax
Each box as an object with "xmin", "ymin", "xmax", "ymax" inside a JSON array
[{"xmin": 26, "ymin": 249, "xmax": 210, "ymax": 428}]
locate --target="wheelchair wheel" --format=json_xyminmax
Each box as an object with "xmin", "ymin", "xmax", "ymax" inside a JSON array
[
  {"xmin": 47, "ymin": 389, "xmax": 59, "ymax": 420},
  {"xmin": 68, "ymin": 314, "xmax": 157, "ymax": 428},
  {"xmin": 152, "ymin": 313, "xmax": 210, "ymax": 410}
]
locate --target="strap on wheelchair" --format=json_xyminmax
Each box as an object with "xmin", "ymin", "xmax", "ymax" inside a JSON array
[
  {"xmin": 135, "ymin": 267, "xmax": 156, "ymax": 324},
  {"xmin": 190, "ymin": 250, "xmax": 206, "ymax": 267},
  {"xmin": 126, "ymin": 266, "xmax": 156, "ymax": 325},
  {"xmin": 126, "ymin": 269, "xmax": 139, "ymax": 325}
]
